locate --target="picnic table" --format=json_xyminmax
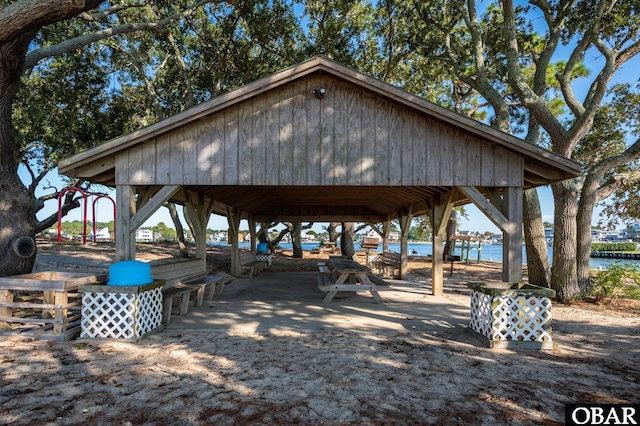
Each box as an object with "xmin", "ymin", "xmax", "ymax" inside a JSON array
[{"xmin": 318, "ymin": 258, "xmax": 387, "ymax": 304}]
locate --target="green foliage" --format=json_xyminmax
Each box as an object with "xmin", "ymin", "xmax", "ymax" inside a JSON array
[
  {"xmin": 594, "ymin": 84, "xmax": 640, "ymax": 229},
  {"xmin": 150, "ymin": 222, "xmax": 176, "ymax": 242},
  {"xmin": 591, "ymin": 263, "xmax": 640, "ymax": 300},
  {"xmin": 15, "ymin": 52, "xmax": 125, "ymax": 169},
  {"xmin": 591, "ymin": 242, "xmax": 637, "ymax": 252},
  {"xmin": 51, "ymin": 220, "xmax": 114, "ymax": 236}
]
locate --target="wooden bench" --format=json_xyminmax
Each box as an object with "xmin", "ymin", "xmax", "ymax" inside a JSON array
[
  {"xmin": 317, "ymin": 260, "xmax": 390, "ymax": 304},
  {"xmin": 367, "ymin": 274, "xmax": 391, "ymax": 288},
  {"xmin": 317, "ymin": 278, "xmax": 389, "ymax": 304},
  {"xmin": 316, "ymin": 273, "xmax": 332, "ymax": 287},
  {"xmin": 318, "ymin": 265, "xmax": 332, "ymax": 275},
  {"xmin": 371, "ymin": 251, "xmax": 401, "ymax": 278},
  {"xmin": 161, "ymin": 285, "xmax": 196, "ymax": 326},
  {"xmin": 240, "ymin": 251, "xmax": 267, "ymax": 278},
  {"xmin": 184, "ymin": 275, "xmax": 226, "ymax": 307}
]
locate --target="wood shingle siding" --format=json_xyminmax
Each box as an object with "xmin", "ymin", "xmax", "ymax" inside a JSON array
[{"xmin": 115, "ymin": 76, "xmax": 522, "ymax": 189}]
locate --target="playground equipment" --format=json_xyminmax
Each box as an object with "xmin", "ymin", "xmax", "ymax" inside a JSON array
[
  {"xmin": 57, "ymin": 188, "xmax": 116, "ymax": 244},
  {"xmin": 92, "ymin": 194, "xmax": 116, "ymax": 243}
]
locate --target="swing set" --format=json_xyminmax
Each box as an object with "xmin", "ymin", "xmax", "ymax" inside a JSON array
[{"xmin": 57, "ymin": 188, "xmax": 116, "ymax": 244}]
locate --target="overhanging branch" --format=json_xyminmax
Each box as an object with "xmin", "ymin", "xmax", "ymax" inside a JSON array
[{"xmin": 24, "ymin": 0, "xmax": 235, "ymax": 71}]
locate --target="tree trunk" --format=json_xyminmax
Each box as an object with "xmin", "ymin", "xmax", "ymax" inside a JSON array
[
  {"xmin": 0, "ymin": 33, "xmax": 38, "ymax": 277},
  {"xmin": 257, "ymin": 222, "xmax": 271, "ymax": 245},
  {"xmin": 551, "ymin": 179, "xmax": 580, "ymax": 303},
  {"xmin": 166, "ymin": 202, "xmax": 189, "ymax": 258},
  {"xmin": 442, "ymin": 210, "xmax": 456, "ymax": 259},
  {"xmin": 291, "ymin": 222, "xmax": 303, "ymax": 259},
  {"xmin": 340, "ymin": 222, "xmax": 356, "ymax": 258},
  {"xmin": 382, "ymin": 221, "xmax": 390, "ymax": 252},
  {"xmin": 327, "ymin": 222, "xmax": 338, "ymax": 243},
  {"xmin": 523, "ymin": 188, "xmax": 551, "ymax": 287},
  {"xmin": 576, "ymin": 175, "xmax": 600, "ymax": 294}
]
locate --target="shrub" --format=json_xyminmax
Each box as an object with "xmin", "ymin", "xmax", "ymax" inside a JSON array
[
  {"xmin": 591, "ymin": 242, "xmax": 638, "ymax": 252},
  {"xmin": 591, "ymin": 262, "xmax": 640, "ymax": 300}
]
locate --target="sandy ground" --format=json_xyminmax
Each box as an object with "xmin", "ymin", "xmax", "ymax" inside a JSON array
[{"xmin": 0, "ymin": 242, "xmax": 639, "ymax": 425}]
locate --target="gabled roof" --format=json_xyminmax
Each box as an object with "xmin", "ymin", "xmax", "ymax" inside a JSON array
[
  {"xmin": 58, "ymin": 56, "xmax": 581, "ymax": 223},
  {"xmin": 59, "ymin": 55, "xmax": 580, "ymax": 183}
]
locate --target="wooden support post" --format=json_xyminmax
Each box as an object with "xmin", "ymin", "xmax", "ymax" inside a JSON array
[
  {"xmin": 42, "ymin": 291, "xmax": 53, "ymax": 319},
  {"xmin": 503, "ymin": 186, "xmax": 523, "ymax": 283},
  {"xmin": 115, "ymin": 184, "xmax": 137, "ymax": 261},
  {"xmin": 0, "ymin": 290, "xmax": 13, "ymax": 332},
  {"xmin": 398, "ymin": 209, "xmax": 414, "ymax": 280},
  {"xmin": 432, "ymin": 231, "xmax": 444, "ymax": 295},
  {"xmin": 185, "ymin": 191, "xmax": 208, "ymax": 273},
  {"xmin": 249, "ymin": 216, "xmax": 257, "ymax": 253},
  {"xmin": 431, "ymin": 194, "xmax": 454, "ymax": 296},
  {"xmin": 53, "ymin": 291, "xmax": 68, "ymax": 336},
  {"xmin": 227, "ymin": 206, "xmax": 242, "ymax": 277}
]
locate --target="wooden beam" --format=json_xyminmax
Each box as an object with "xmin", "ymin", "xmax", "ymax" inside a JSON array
[
  {"xmin": 430, "ymin": 194, "xmax": 454, "ymax": 296},
  {"xmin": 130, "ymin": 185, "xmax": 181, "ymax": 231},
  {"xmin": 483, "ymin": 187, "xmax": 504, "ymax": 212},
  {"xmin": 184, "ymin": 200, "xmax": 202, "ymax": 253},
  {"xmin": 136, "ymin": 186, "xmax": 159, "ymax": 210},
  {"xmin": 459, "ymin": 186, "xmax": 509, "ymax": 232},
  {"xmin": 398, "ymin": 208, "xmax": 414, "ymax": 280},
  {"xmin": 184, "ymin": 193, "xmax": 208, "ymax": 272},
  {"xmin": 185, "ymin": 190, "xmax": 208, "ymax": 228},
  {"xmin": 253, "ymin": 214, "xmax": 387, "ymax": 223},
  {"xmin": 74, "ymin": 157, "xmax": 116, "ymax": 180},
  {"xmin": 227, "ymin": 206, "xmax": 242, "ymax": 277},
  {"xmin": 248, "ymin": 216, "xmax": 257, "ymax": 253}
]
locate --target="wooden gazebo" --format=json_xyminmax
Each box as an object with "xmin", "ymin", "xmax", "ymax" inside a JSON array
[{"xmin": 58, "ymin": 56, "xmax": 581, "ymax": 295}]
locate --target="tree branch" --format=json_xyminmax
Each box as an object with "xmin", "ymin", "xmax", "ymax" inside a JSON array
[
  {"xmin": 555, "ymin": 30, "xmax": 592, "ymax": 117},
  {"xmin": 528, "ymin": 0, "xmax": 566, "ymax": 96},
  {"xmin": 24, "ymin": 0, "xmax": 235, "ymax": 71},
  {"xmin": 34, "ymin": 180, "xmax": 86, "ymax": 234},
  {"xmin": 596, "ymin": 172, "xmax": 640, "ymax": 202},
  {"xmin": 616, "ymin": 39, "xmax": 640, "ymax": 66},
  {"xmin": 501, "ymin": 0, "xmax": 568, "ymax": 145},
  {"xmin": 78, "ymin": 3, "xmax": 150, "ymax": 23},
  {"xmin": 593, "ymin": 137, "xmax": 640, "ymax": 202},
  {"xmin": 0, "ymin": 0, "xmax": 103, "ymax": 44},
  {"xmin": 27, "ymin": 166, "xmax": 49, "ymax": 196}
]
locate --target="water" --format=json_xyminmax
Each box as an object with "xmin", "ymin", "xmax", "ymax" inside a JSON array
[{"xmin": 207, "ymin": 241, "xmax": 638, "ymax": 270}]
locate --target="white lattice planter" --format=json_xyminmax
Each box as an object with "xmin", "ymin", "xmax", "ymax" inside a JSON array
[
  {"xmin": 256, "ymin": 253, "xmax": 272, "ymax": 268},
  {"xmin": 79, "ymin": 281, "xmax": 164, "ymax": 341},
  {"xmin": 468, "ymin": 282, "xmax": 556, "ymax": 349}
]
